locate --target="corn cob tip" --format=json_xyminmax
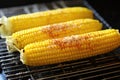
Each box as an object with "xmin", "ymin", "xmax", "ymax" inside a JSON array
[
  {"xmin": 0, "ymin": 16, "xmax": 12, "ymax": 36},
  {"xmin": 20, "ymin": 49, "xmax": 26, "ymax": 64},
  {"xmin": 6, "ymin": 36, "xmax": 19, "ymax": 52}
]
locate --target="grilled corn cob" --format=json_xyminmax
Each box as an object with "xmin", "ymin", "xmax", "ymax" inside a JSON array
[
  {"xmin": 0, "ymin": 7, "xmax": 93, "ymax": 36},
  {"xmin": 20, "ymin": 29, "xmax": 120, "ymax": 66},
  {"xmin": 6, "ymin": 19, "xmax": 102, "ymax": 52}
]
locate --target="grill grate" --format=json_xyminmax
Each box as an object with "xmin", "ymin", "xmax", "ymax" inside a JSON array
[{"xmin": 0, "ymin": 0, "xmax": 120, "ymax": 80}]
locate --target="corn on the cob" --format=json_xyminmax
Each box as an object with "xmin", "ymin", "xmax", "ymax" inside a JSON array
[
  {"xmin": 0, "ymin": 7, "xmax": 93, "ymax": 36},
  {"xmin": 20, "ymin": 29, "xmax": 120, "ymax": 66},
  {"xmin": 6, "ymin": 19, "xmax": 102, "ymax": 52}
]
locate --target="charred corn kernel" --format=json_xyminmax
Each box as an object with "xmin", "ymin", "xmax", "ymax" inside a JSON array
[
  {"xmin": 20, "ymin": 29, "xmax": 120, "ymax": 66},
  {"xmin": 0, "ymin": 7, "xmax": 93, "ymax": 36},
  {"xmin": 6, "ymin": 19, "xmax": 102, "ymax": 52}
]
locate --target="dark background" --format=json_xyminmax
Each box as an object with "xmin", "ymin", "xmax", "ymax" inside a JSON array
[
  {"xmin": 0, "ymin": 0, "xmax": 55, "ymax": 8},
  {"xmin": 87, "ymin": 0, "xmax": 120, "ymax": 29}
]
